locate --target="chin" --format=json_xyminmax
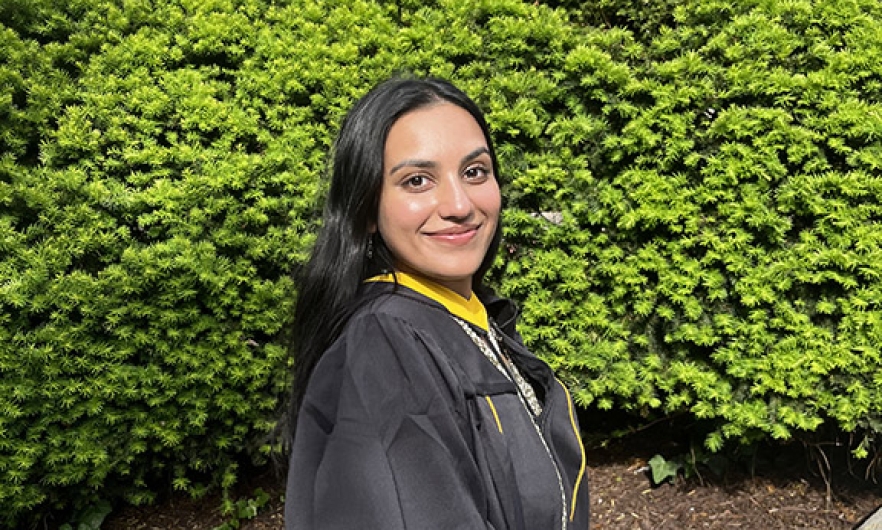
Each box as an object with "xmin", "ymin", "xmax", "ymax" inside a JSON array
[{"xmin": 431, "ymin": 270, "xmax": 481, "ymax": 288}]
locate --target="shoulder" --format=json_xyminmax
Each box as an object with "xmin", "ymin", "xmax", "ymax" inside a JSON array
[
  {"xmin": 351, "ymin": 281, "xmax": 462, "ymax": 333},
  {"xmin": 302, "ymin": 292, "xmax": 469, "ymax": 429},
  {"xmin": 310, "ymin": 287, "xmax": 461, "ymax": 394}
]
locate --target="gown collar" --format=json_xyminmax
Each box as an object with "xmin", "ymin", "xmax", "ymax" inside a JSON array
[{"xmin": 366, "ymin": 272, "xmax": 489, "ymax": 331}]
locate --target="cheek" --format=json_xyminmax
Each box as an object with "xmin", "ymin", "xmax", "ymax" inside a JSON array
[
  {"xmin": 377, "ymin": 194, "xmax": 430, "ymax": 236},
  {"xmin": 477, "ymin": 182, "xmax": 502, "ymax": 221}
]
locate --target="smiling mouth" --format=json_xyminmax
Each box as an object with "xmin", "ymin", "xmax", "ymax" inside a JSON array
[{"xmin": 426, "ymin": 226, "xmax": 480, "ymax": 243}]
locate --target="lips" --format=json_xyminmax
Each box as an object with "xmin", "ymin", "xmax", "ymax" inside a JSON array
[{"xmin": 426, "ymin": 225, "xmax": 480, "ymax": 244}]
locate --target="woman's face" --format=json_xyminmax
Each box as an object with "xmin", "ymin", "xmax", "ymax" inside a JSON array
[{"xmin": 376, "ymin": 102, "xmax": 501, "ymax": 298}]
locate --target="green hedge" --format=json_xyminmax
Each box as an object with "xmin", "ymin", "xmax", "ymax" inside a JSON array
[
  {"xmin": 503, "ymin": 0, "xmax": 882, "ymax": 454},
  {"xmin": 2, "ymin": 0, "xmax": 882, "ymax": 525},
  {"xmin": 0, "ymin": 0, "xmax": 590, "ymax": 525}
]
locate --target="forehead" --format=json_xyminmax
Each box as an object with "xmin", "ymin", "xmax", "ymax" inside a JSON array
[{"xmin": 384, "ymin": 103, "xmax": 488, "ymax": 165}]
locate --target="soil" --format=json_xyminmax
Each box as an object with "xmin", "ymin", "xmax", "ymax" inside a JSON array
[{"xmin": 102, "ymin": 413, "xmax": 882, "ymax": 529}]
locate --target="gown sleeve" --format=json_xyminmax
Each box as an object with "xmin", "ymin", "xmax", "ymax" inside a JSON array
[{"xmin": 284, "ymin": 312, "xmax": 491, "ymax": 530}]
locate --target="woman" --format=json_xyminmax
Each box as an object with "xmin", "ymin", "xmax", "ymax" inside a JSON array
[{"xmin": 285, "ymin": 76, "xmax": 589, "ymax": 529}]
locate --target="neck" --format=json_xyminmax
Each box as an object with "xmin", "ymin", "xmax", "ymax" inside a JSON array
[{"xmin": 398, "ymin": 267, "xmax": 473, "ymax": 299}]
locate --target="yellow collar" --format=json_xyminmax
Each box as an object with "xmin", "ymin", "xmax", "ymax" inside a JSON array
[{"xmin": 366, "ymin": 272, "xmax": 489, "ymax": 331}]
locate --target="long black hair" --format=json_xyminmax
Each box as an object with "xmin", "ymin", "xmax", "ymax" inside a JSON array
[{"xmin": 284, "ymin": 75, "xmax": 503, "ymax": 444}]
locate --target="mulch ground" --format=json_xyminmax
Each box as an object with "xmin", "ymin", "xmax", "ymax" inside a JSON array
[{"xmin": 102, "ymin": 414, "xmax": 882, "ymax": 529}]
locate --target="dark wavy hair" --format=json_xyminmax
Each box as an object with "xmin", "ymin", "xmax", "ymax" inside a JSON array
[{"xmin": 283, "ymin": 75, "xmax": 503, "ymax": 444}]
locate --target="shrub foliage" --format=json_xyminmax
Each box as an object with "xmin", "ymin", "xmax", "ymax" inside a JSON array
[
  {"xmin": 2, "ymin": 0, "xmax": 882, "ymax": 525},
  {"xmin": 0, "ymin": 0, "xmax": 590, "ymax": 524},
  {"xmin": 506, "ymin": 0, "xmax": 882, "ymax": 455}
]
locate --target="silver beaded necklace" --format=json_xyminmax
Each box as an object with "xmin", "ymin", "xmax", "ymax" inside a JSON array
[{"xmin": 450, "ymin": 316, "xmax": 568, "ymax": 529}]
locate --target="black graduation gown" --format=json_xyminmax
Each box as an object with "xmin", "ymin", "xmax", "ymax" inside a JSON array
[{"xmin": 285, "ymin": 282, "xmax": 590, "ymax": 529}]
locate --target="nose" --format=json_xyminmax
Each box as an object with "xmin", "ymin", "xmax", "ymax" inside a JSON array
[{"xmin": 437, "ymin": 177, "xmax": 474, "ymax": 219}]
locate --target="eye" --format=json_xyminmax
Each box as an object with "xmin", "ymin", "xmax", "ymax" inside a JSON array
[
  {"xmin": 402, "ymin": 174, "xmax": 432, "ymax": 190},
  {"xmin": 464, "ymin": 164, "xmax": 490, "ymax": 181}
]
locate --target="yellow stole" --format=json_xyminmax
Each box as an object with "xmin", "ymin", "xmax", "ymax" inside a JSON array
[{"xmin": 366, "ymin": 272, "xmax": 489, "ymax": 331}]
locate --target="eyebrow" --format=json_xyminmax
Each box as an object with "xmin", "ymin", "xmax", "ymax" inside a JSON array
[{"xmin": 388, "ymin": 146, "xmax": 491, "ymax": 175}]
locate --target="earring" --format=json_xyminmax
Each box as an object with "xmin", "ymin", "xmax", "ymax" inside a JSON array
[{"xmin": 366, "ymin": 236, "xmax": 374, "ymax": 259}]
